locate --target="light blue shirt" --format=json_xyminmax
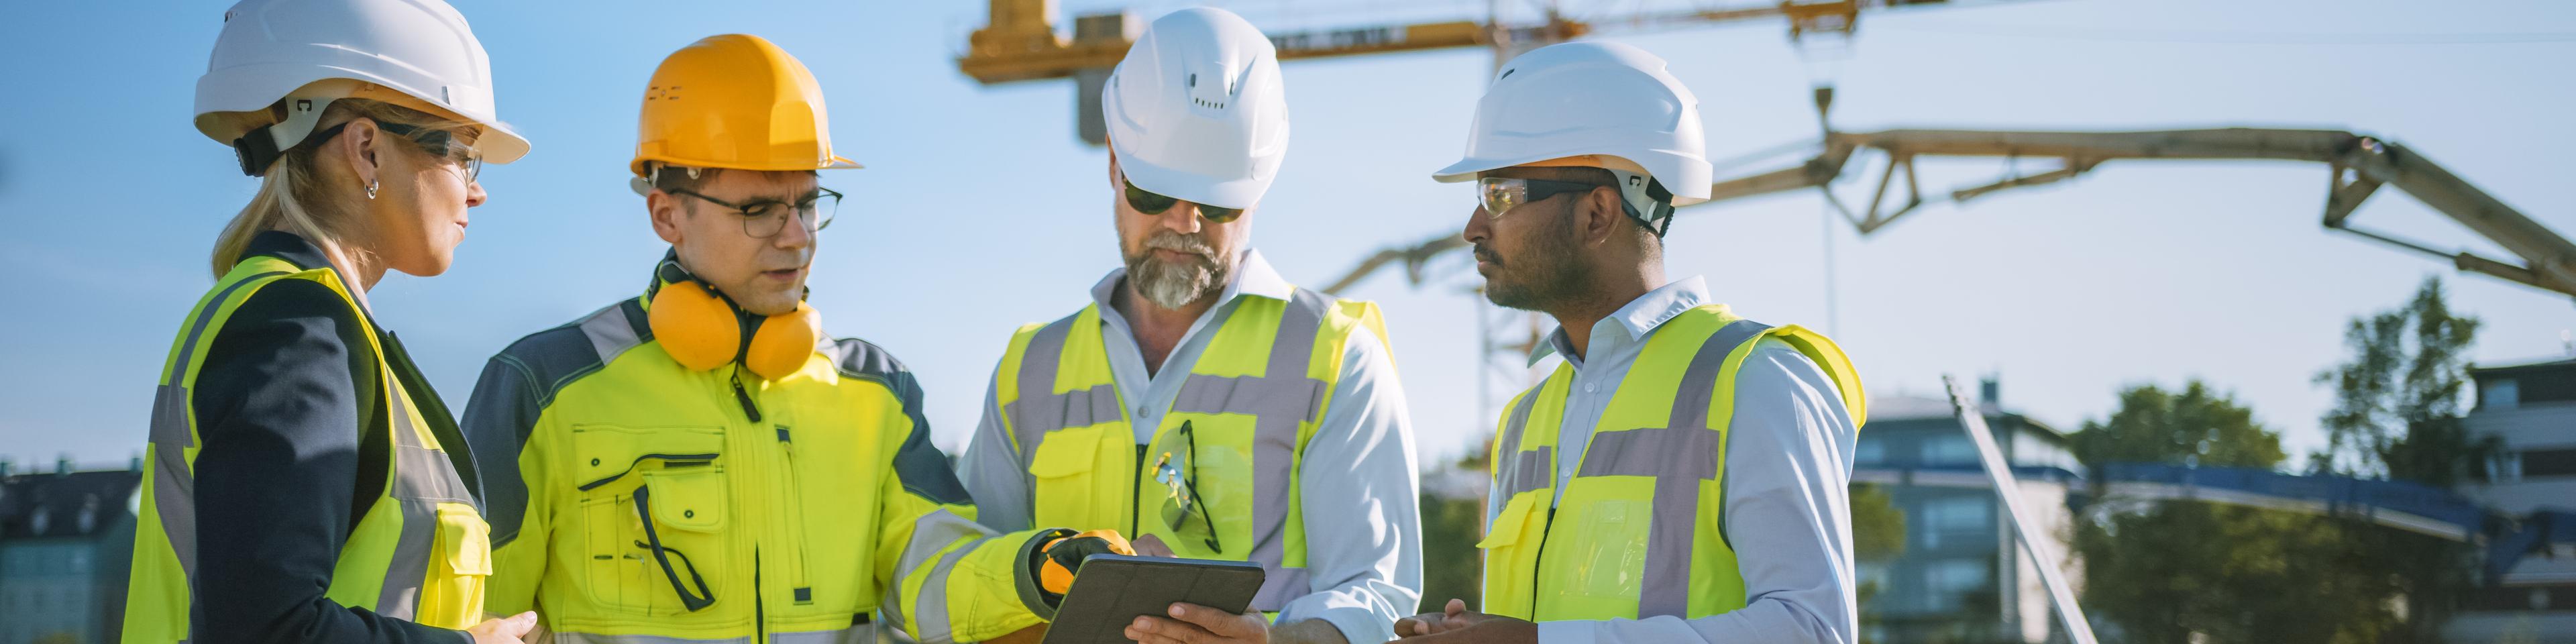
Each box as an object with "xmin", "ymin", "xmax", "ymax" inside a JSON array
[
  {"xmin": 961, "ymin": 249, "xmax": 1424, "ymax": 644},
  {"xmin": 1495, "ymin": 276, "xmax": 1862, "ymax": 644}
]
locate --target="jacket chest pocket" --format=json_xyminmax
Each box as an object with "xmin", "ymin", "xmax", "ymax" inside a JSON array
[{"xmin": 570, "ymin": 425, "xmax": 732, "ymax": 615}]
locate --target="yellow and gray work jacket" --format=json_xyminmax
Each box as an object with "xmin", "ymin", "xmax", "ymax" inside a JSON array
[
  {"xmin": 463, "ymin": 262, "xmax": 1059, "ymax": 643},
  {"xmin": 127, "ymin": 231, "xmax": 492, "ymax": 643},
  {"xmin": 989, "ymin": 284, "xmax": 1390, "ymax": 612},
  {"xmin": 1478, "ymin": 304, "xmax": 1866, "ymax": 623}
]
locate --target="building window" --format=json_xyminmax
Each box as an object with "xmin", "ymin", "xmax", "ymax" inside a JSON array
[
  {"xmin": 1926, "ymin": 558, "xmax": 1992, "ymax": 600},
  {"xmin": 2525, "ymin": 448, "xmax": 2576, "ymax": 478},
  {"xmin": 1857, "ymin": 439, "xmax": 1886, "ymax": 466},
  {"xmin": 1918, "ymin": 496, "xmax": 1993, "ymax": 549},
  {"xmin": 1925, "ymin": 435, "xmax": 1980, "ymax": 465},
  {"xmin": 2481, "ymin": 378, "xmax": 2520, "ymax": 410},
  {"xmin": 2491, "ymin": 451, "xmax": 2524, "ymax": 483}
]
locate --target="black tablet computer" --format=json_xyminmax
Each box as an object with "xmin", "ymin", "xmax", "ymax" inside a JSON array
[{"xmin": 1040, "ymin": 555, "xmax": 1267, "ymax": 644}]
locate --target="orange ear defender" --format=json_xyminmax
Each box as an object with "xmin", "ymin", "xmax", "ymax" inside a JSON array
[{"xmin": 646, "ymin": 259, "xmax": 820, "ymax": 380}]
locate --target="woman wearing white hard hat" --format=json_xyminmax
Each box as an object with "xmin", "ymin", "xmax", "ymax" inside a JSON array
[{"xmin": 123, "ymin": 1, "xmax": 537, "ymax": 643}]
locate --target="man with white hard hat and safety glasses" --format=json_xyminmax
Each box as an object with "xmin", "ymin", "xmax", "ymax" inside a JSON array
[
  {"xmin": 460, "ymin": 34, "xmax": 1128, "ymax": 644},
  {"xmin": 957, "ymin": 7, "xmax": 1424, "ymax": 644},
  {"xmin": 1394, "ymin": 41, "xmax": 1869, "ymax": 644},
  {"xmin": 125, "ymin": 0, "xmax": 537, "ymax": 643}
]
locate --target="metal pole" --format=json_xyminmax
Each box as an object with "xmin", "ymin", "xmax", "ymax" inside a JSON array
[{"xmin": 1943, "ymin": 374, "xmax": 2100, "ymax": 644}]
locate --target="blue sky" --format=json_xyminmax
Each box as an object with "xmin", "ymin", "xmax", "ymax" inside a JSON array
[{"xmin": 1, "ymin": 0, "xmax": 2571, "ymax": 474}]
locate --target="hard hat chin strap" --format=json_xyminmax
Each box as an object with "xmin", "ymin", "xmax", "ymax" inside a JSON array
[
  {"xmin": 234, "ymin": 95, "xmax": 339, "ymax": 176},
  {"xmin": 1606, "ymin": 168, "xmax": 1677, "ymax": 237}
]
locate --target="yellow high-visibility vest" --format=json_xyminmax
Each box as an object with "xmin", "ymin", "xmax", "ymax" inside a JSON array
[
  {"xmin": 125, "ymin": 254, "xmax": 492, "ymax": 643},
  {"xmin": 1477, "ymin": 304, "xmax": 1865, "ymax": 621},
  {"xmin": 993, "ymin": 288, "xmax": 1387, "ymax": 612}
]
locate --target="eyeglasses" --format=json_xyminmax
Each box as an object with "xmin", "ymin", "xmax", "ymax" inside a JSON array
[
  {"xmin": 1123, "ymin": 172, "xmax": 1246, "ymax": 223},
  {"xmin": 1477, "ymin": 176, "xmax": 1608, "ymax": 220},
  {"xmin": 309, "ymin": 119, "xmax": 484, "ymax": 183},
  {"xmin": 665, "ymin": 187, "xmax": 844, "ymax": 238},
  {"xmin": 1153, "ymin": 421, "xmax": 1223, "ymax": 553}
]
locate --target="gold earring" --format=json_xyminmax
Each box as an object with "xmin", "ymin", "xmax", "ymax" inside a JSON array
[{"xmin": 366, "ymin": 180, "xmax": 379, "ymax": 200}]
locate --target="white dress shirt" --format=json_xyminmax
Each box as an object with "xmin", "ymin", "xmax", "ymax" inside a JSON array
[
  {"xmin": 960, "ymin": 249, "xmax": 1424, "ymax": 644},
  {"xmin": 1489, "ymin": 276, "xmax": 1862, "ymax": 644}
]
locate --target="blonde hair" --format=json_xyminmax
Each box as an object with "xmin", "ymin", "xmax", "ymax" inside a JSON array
[{"xmin": 208, "ymin": 99, "xmax": 467, "ymax": 278}]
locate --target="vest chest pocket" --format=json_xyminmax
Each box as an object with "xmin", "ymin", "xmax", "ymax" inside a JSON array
[
  {"xmin": 570, "ymin": 425, "xmax": 730, "ymax": 615},
  {"xmin": 414, "ymin": 502, "xmax": 492, "ymax": 629},
  {"xmin": 1543, "ymin": 481, "xmax": 1654, "ymax": 618},
  {"xmin": 1026, "ymin": 423, "xmax": 1112, "ymax": 531},
  {"xmin": 1474, "ymin": 490, "xmax": 1549, "ymax": 618}
]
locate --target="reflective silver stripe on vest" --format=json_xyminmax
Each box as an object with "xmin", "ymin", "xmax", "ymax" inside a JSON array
[
  {"xmin": 146, "ymin": 270, "xmax": 290, "ymax": 640},
  {"xmin": 1569, "ymin": 318, "xmax": 1770, "ymax": 618},
  {"xmin": 376, "ymin": 378, "xmax": 480, "ymax": 621},
  {"xmin": 148, "ymin": 271, "xmax": 290, "ymax": 598},
  {"xmin": 910, "ymin": 537, "xmax": 987, "ymax": 644},
  {"xmin": 882, "ymin": 508, "xmax": 986, "ymax": 638},
  {"xmin": 554, "ymin": 628, "xmax": 867, "ymax": 644},
  {"xmin": 1171, "ymin": 288, "xmax": 1332, "ymax": 612},
  {"xmin": 769, "ymin": 625, "xmax": 877, "ymax": 644},
  {"xmin": 1493, "ymin": 389, "xmax": 1553, "ymax": 500},
  {"xmin": 1007, "ymin": 312, "xmax": 1120, "ymax": 462},
  {"xmin": 552, "ymin": 633, "xmax": 754, "ymax": 644},
  {"xmin": 580, "ymin": 302, "xmax": 645, "ymax": 365}
]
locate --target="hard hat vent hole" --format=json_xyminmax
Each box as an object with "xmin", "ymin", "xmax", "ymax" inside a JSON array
[
  {"xmin": 1187, "ymin": 73, "xmax": 1196, "ymax": 88},
  {"xmin": 1499, "ymin": 68, "xmax": 1515, "ymax": 79}
]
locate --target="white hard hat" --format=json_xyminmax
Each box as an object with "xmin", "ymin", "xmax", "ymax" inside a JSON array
[
  {"xmin": 1433, "ymin": 42, "xmax": 1711, "ymax": 230},
  {"xmin": 1102, "ymin": 7, "xmax": 1289, "ymax": 211},
  {"xmin": 195, "ymin": 0, "xmax": 529, "ymax": 176}
]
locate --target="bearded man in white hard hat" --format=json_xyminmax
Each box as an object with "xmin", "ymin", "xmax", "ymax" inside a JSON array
[
  {"xmin": 1395, "ymin": 41, "xmax": 1870, "ymax": 644},
  {"xmin": 956, "ymin": 7, "xmax": 1424, "ymax": 644}
]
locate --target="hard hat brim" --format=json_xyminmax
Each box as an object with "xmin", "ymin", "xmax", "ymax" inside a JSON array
[
  {"xmin": 1120, "ymin": 154, "xmax": 1267, "ymax": 211},
  {"xmin": 1431, "ymin": 151, "xmax": 1712, "ymax": 205}
]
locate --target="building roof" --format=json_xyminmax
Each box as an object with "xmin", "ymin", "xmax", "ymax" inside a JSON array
[
  {"xmin": 1869, "ymin": 394, "xmax": 2068, "ymax": 441},
  {"xmin": 0, "ymin": 469, "xmax": 140, "ymax": 539},
  {"xmin": 2471, "ymin": 355, "xmax": 2576, "ymax": 378}
]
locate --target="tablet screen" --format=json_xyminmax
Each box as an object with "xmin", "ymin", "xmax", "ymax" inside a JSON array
[{"xmin": 1041, "ymin": 555, "xmax": 1267, "ymax": 644}]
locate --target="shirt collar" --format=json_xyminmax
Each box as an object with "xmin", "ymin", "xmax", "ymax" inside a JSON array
[
  {"xmin": 241, "ymin": 230, "xmax": 333, "ymax": 272},
  {"xmin": 1528, "ymin": 276, "xmax": 1712, "ymax": 367},
  {"xmin": 1089, "ymin": 247, "xmax": 1293, "ymax": 312}
]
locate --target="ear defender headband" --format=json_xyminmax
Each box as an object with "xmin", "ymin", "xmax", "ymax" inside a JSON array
[{"xmin": 646, "ymin": 258, "xmax": 820, "ymax": 380}]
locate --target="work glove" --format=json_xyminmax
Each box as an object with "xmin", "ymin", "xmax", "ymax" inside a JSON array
[{"xmin": 1033, "ymin": 529, "xmax": 1134, "ymax": 602}]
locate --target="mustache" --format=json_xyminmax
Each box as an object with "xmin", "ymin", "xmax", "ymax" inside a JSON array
[
  {"xmin": 1145, "ymin": 231, "xmax": 1216, "ymax": 257},
  {"xmin": 1472, "ymin": 244, "xmax": 1502, "ymax": 266}
]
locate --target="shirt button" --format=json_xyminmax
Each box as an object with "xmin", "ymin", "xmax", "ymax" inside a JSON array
[{"xmin": 1583, "ymin": 383, "xmax": 1597, "ymax": 393}]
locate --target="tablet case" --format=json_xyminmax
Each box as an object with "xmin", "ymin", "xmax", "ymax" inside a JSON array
[{"xmin": 1040, "ymin": 555, "xmax": 1267, "ymax": 644}]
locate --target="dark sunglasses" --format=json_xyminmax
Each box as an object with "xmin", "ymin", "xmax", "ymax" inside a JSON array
[{"xmin": 1123, "ymin": 172, "xmax": 1246, "ymax": 223}]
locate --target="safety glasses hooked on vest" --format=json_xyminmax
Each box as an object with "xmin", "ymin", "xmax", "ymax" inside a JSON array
[
  {"xmin": 1155, "ymin": 421, "xmax": 1224, "ymax": 553},
  {"xmin": 632, "ymin": 484, "xmax": 717, "ymax": 612},
  {"xmin": 1122, "ymin": 172, "xmax": 1246, "ymax": 223}
]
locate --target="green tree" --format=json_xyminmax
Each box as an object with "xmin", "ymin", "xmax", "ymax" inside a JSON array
[
  {"xmin": 2309, "ymin": 276, "xmax": 2493, "ymax": 643},
  {"xmin": 1851, "ymin": 482, "xmax": 1906, "ymax": 643},
  {"xmin": 2070, "ymin": 381, "xmax": 2398, "ymax": 644}
]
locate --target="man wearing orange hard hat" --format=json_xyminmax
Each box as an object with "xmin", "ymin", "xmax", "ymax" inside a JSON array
[{"xmin": 461, "ymin": 34, "xmax": 1126, "ymax": 644}]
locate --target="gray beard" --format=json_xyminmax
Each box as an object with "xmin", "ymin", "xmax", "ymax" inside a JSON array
[{"xmin": 1125, "ymin": 232, "xmax": 1232, "ymax": 310}]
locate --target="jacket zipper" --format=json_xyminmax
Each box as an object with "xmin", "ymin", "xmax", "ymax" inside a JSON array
[
  {"xmin": 1530, "ymin": 507, "xmax": 1557, "ymax": 618},
  {"xmin": 731, "ymin": 370, "xmax": 771, "ymax": 641},
  {"xmin": 1130, "ymin": 444, "xmax": 1148, "ymax": 537},
  {"xmin": 775, "ymin": 425, "xmax": 812, "ymax": 604},
  {"xmin": 731, "ymin": 373, "xmax": 763, "ymax": 423}
]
